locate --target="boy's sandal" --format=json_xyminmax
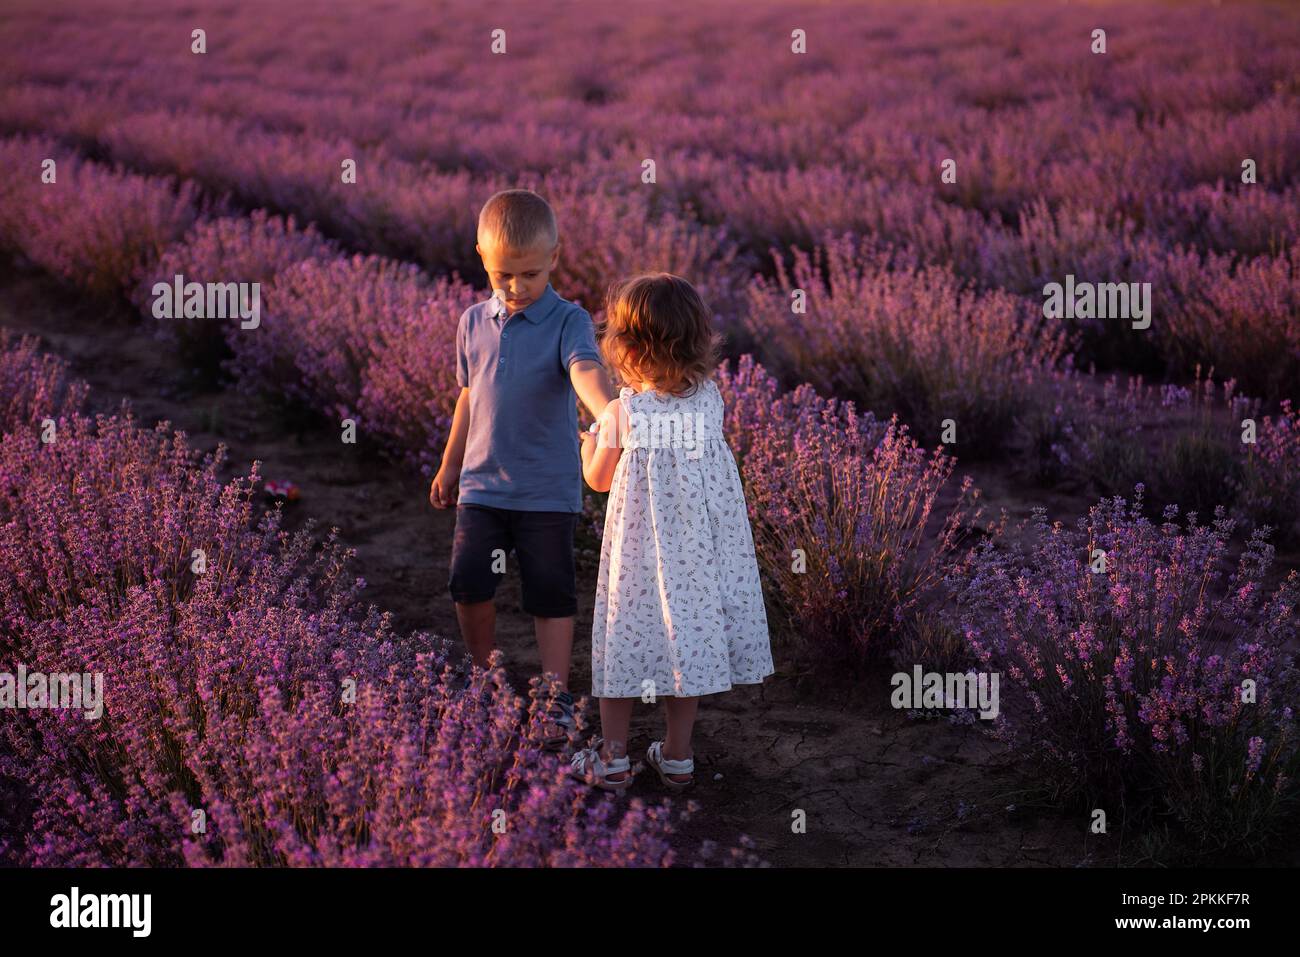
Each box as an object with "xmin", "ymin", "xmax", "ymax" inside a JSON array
[
  {"xmin": 541, "ymin": 690, "xmax": 576, "ymax": 752},
  {"xmin": 569, "ymin": 738, "xmax": 636, "ymax": 792},
  {"xmin": 645, "ymin": 740, "xmax": 695, "ymax": 790}
]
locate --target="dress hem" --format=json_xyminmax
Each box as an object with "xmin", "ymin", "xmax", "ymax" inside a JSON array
[{"xmin": 590, "ymin": 672, "xmax": 775, "ymax": 698}]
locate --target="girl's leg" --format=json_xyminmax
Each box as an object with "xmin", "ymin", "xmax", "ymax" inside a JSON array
[
  {"xmin": 662, "ymin": 696, "xmax": 699, "ymax": 784},
  {"xmin": 599, "ymin": 697, "xmax": 636, "ymax": 782}
]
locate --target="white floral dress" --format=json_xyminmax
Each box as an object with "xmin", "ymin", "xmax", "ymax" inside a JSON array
[{"xmin": 590, "ymin": 377, "xmax": 774, "ymax": 698}]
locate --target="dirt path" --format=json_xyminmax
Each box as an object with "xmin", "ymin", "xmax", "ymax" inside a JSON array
[{"xmin": 2, "ymin": 260, "xmax": 1110, "ymax": 866}]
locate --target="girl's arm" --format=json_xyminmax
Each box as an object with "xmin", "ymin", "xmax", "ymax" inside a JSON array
[{"xmin": 580, "ymin": 397, "xmax": 623, "ymax": 493}]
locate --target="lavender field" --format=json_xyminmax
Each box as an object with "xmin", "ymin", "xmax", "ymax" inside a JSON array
[{"xmin": 0, "ymin": 0, "xmax": 1298, "ymax": 870}]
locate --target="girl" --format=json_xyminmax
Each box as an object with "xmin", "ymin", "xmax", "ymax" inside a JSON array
[{"xmin": 571, "ymin": 273, "xmax": 774, "ymax": 791}]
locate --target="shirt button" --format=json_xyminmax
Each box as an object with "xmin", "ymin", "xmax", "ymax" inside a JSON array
[{"xmin": 499, "ymin": 358, "xmax": 505, "ymax": 363}]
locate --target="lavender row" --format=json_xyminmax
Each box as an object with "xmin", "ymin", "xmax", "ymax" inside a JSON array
[
  {"xmin": 20, "ymin": 110, "xmax": 1300, "ymax": 419},
  {"xmin": 8, "ymin": 123, "xmax": 1299, "ymax": 511},
  {"xmin": 0, "ymin": 107, "xmax": 747, "ymax": 325},
  {"xmin": 2, "ymin": 40, "xmax": 1297, "ymax": 395},
  {"xmin": 1, "ymin": 0, "xmax": 1296, "ymax": 252}
]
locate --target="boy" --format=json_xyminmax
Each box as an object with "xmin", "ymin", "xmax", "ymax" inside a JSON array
[{"xmin": 429, "ymin": 188, "xmax": 616, "ymax": 746}]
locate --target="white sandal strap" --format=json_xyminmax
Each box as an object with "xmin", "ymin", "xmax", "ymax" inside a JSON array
[
  {"xmin": 650, "ymin": 741, "xmax": 694, "ymax": 774},
  {"xmin": 572, "ymin": 747, "xmax": 630, "ymax": 776}
]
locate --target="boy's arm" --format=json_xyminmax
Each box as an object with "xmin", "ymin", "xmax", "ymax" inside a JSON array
[
  {"xmin": 430, "ymin": 387, "xmax": 470, "ymax": 508},
  {"xmin": 565, "ymin": 314, "xmax": 619, "ymax": 490},
  {"xmin": 570, "ymin": 358, "xmax": 617, "ymax": 421}
]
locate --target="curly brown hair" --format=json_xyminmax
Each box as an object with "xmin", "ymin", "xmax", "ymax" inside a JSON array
[{"xmin": 598, "ymin": 273, "xmax": 722, "ymax": 397}]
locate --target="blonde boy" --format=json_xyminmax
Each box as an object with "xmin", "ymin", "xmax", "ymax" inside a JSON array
[{"xmin": 430, "ymin": 189, "xmax": 616, "ymax": 744}]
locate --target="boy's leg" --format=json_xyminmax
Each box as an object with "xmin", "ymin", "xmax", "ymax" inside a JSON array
[
  {"xmin": 533, "ymin": 616, "xmax": 573, "ymax": 689},
  {"xmin": 454, "ymin": 600, "xmax": 496, "ymax": 669},
  {"xmin": 510, "ymin": 509, "xmax": 579, "ymax": 689},
  {"xmin": 447, "ymin": 504, "xmax": 511, "ymax": 668},
  {"xmin": 662, "ymin": 696, "xmax": 699, "ymax": 783},
  {"xmin": 598, "ymin": 697, "xmax": 636, "ymax": 782}
]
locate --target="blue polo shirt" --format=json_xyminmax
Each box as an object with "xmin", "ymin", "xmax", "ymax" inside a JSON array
[{"xmin": 455, "ymin": 283, "xmax": 602, "ymax": 513}]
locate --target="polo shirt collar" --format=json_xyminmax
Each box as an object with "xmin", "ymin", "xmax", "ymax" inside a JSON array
[{"xmin": 490, "ymin": 283, "xmax": 560, "ymax": 324}]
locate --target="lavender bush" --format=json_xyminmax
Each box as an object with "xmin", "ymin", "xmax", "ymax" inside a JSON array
[
  {"xmin": 100, "ymin": 110, "xmax": 483, "ymax": 278},
  {"xmin": 0, "ymin": 330, "xmax": 89, "ymax": 429},
  {"xmin": 132, "ymin": 210, "xmax": 340, "ymax": 373},
  {"xmin": 230, "ymin": 254, "xmax": 471, "ymax": 475},
  {"xmin": 1025, "ymin": 366, "xmax": 1300, "ymax": 547},
  {"xmin": 0, "ymin": 135, "xmax": 201, "ymax": 298},
  {"xmin": 1234, "ymin": 400, "xmax": 1300, "ymax": 549},
  {"xmin": 946, "ymin": 488, "xmax": 1300, "ymax": 856},
  {"xmin": 717, "ymin": 355, "xmax": 981, "ymax": 667},
  {"xmin": 1028, "ymin": 368, "xmax": 1253, "ymax": 510},
  {"xmin": 745, "ymin": 236, "xmax": 1067, "ymax": 457},
  {"xmin": 1153, "ymin": 242, "xmax": 1300, "ymax": 401}
]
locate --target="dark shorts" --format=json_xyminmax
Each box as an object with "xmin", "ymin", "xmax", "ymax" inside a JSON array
[{"xmin": 448, "ymin": 503, "xmax": 578, "ymax": 618}]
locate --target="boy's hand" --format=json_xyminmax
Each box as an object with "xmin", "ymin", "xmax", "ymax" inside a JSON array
[{"xmin": 430, "ymin": 464, "xmax": 460, "ymax": 509}]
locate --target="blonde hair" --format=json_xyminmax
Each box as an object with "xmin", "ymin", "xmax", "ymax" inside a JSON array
[
  {"xmin": 599, "ymin": 273, "xmax": 722, "ymax": 397},
  {"xmin": 477, "ymin": 189, "xmax": 558, "ymax": 254}
]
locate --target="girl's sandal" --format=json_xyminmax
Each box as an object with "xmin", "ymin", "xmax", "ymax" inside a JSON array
[
  {"xmin": 569, "ymin": 738, "xmax": 637, "ymax": 792},
  {"xmin": 645, "ymin": 741, "xmax": 694, "ymax": 790}
]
